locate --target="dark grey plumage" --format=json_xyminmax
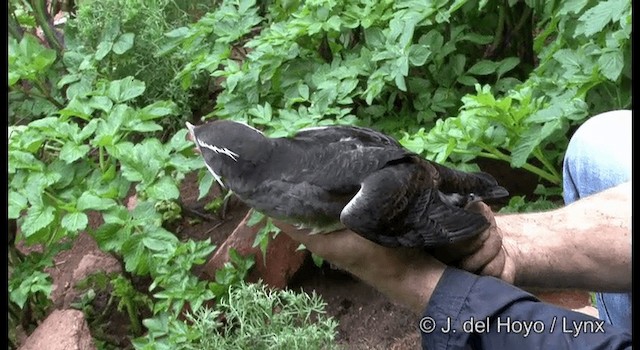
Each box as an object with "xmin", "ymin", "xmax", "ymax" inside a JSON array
[{"xmin": 186, "ymin": 120, "xmax": 509, "ymax": 248}]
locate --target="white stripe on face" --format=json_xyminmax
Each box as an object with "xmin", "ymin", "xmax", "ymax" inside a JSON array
[
  {"xmin": 196, "ymin": 138, "xmax": 239, "ymax": 161},
  {"xmin": 204, "ymin": 162, "xmax": 225, "ymax": 188}
]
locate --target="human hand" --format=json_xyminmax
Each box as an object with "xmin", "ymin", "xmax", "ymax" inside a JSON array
[
  {"xmin": 430, "ymin": 201, "xmax": 516, "ymax": 284},
  {"xmin": 276, "ymin": 221, "xmax": 446, "ymax": 314},
  {"xmin": 275, "ymin": 202, "xmax": 517, "ymax": 312}
]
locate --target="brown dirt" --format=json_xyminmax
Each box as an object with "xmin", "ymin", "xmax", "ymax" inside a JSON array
[{"xmin": 34, "ymin": 167, "xmax": 588, "ymax": 350}]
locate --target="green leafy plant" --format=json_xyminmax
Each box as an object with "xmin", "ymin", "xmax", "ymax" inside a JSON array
[
  {"xmin": 8, "ymin": 16, "xmax": 232, "ymax": 348},
  {"xmin": 168, "ymin": 0, "xmax": 629, "ymax": 193},
  {"xmin": 247, "ymin": 210, "xmax": 283, "ymax": 263},
  {"xmin": 134, "ymin": 280, "xmax": 338, "ymax": 350},
  {"xmin": 69, "ymin": 0, "xmax": 207, "ymax": 123}
]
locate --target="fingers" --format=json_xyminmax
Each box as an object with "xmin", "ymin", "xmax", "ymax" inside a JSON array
[
  {"xmin": 458, "ymin": 226, "xmax": 503, "ymax": 272},
  {"xmin": 455, "ymin": 201, "xmax": 510, "ymax": 278},
  {"xmin": 273, "ymin": 220, "xmax": 379, "ymax": 269},
  {"xmin": 465, "ymin": 200, "xmax": 497, "ymax": 227}
]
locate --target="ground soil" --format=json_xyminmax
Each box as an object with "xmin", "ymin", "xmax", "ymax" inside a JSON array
[{"xmin": 29, "ymin": 164, "xmax": 589, "ymax": 349}]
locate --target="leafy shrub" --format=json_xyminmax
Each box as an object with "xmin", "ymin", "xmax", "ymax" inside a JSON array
[
  {"xmin": 168, "ymin": 0, "xmax": 630, "ymax": 188},
  {"xmin": 70, "ymin": 0, "xmax": 209, "ymax": 124}
]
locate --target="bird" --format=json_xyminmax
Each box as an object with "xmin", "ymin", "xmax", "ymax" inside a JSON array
[{"xmin": 185, "ymin": 120, "xmax": 509, "ymax": 248}]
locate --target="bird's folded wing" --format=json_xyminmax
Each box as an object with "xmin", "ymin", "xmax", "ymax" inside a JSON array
[{"xmin": 340, "ymin": 164, "xmax": 490, "ymax": 248}]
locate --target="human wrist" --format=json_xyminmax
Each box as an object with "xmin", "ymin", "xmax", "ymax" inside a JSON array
[{"xmin": 396, "ymin": 254, "xmax": 446, "ymax": 313}]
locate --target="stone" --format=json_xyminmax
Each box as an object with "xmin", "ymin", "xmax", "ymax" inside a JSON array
[
  {"xmin": 72, "ymin": 252, "xmax": 121, "ymax": 282},
  {"xmin": 202, "ymin": 212, "xmax": 308, "ymax": 289},
  {"xmin": 19, "ymin": 309, "xmax": 96, "ymax": 350}
]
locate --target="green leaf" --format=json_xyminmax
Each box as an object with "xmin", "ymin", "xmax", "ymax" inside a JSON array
[
  {"xmin": 298, "ymin": 84, "xmax": 310, "ymax": 100},
  {"xmin": 129, "ymin": 121, "xmax": 163, "ymax": 132},
  {"xmin": 198, "ymin": 172, "xmax": 214, "ymax": 201},
  {"xmin": 511, "ymin": 119, "xmax": 562, "ymax": 167},
  {"xmin": 88, "ymin": 96, "xmax": 113, "ymax": 113},
  {"xmin": 113, "ymin": 33, "xmax": 135, "ymax": 54},
  {"xmin": 364, "ymin": 27, "xmax": 385, "ymax": 47},
  {"xmin": 247, "ymin": 210, "xmax": 265, "ymax": 227},
  {"xmin": 21, "ymin": 205, "xmax": 56, "ymax": 237},
  {"xmin": 408, "ymin": 44, "xmax": 431, "ymax": 66},
  {"xmin": 107, "ymin": 77, "xmax": 146, "ymax": 103},
  {"xmin": 10, "ymin": 271, "xmax": 52, "ymax": 308},
  {"xmin": 467, "ymin": 60, "xmax": 498, "ymax": 75},
  {"xmin": 146, "ymin": 177, "xmax": 180, "ymax": 200},
  {"xmin": 461, "ymin": 32, "xmax": 493, "ymax": 44},
  {"xmin": 59, "ymin": 97, "xmax": 94, "ymax": 120},
  {"xmin": 142, "ymin": 231, "xmax": 177, "ymax": 251},
  {"xmin": 395, "ymin": 74, "xmax": 407, "ymax": 91},
  {"xmin": 61, "ymin": 212, "xmax": 89, "ymax": 232},
  {"xmin": 93, "ymin": 223, "xmax": 127, "ymax": 251},
  {"xmin": 9, "ymin": 150, "xmax": 42, "ymax": 172},
  {"xmin": 558, "ymin": 0, "xmax": 589, "ymax": 15},
  {"xmin": 496, "ymin": 57, "xmax": 520, "ymax": 77},
  {"xmin": 139, "ymin": 101, "xmax": 176, "ymax": 120},
  {"xmin": 311, "ymin": 253, "xmax": 324, "ymax": 267},
  {"xmin": 77, "ymin": 192, "xmax": 117, "ymax": 211},
  {"xmin": 10, "ymin": 34, "xmax": 57, "ymax": 82},
  {"xmin": 59, "ymin": 143, "xmax": 90, "ymax": 164},
  {"xmin": 57, "ymin": 73, "xmax": 81, "ymax": 88},
  {"xmin": 95, "ymin": 40, "xmax": 113, "ymax": 60},
  {"xmin": 456, "ymin": 75, "xmax": 478, "ymax": 86},
  {"xmin": 77, "ymin": 119, "xmax": 99, "ymax": 142},
  {"xmin": 9, "ymin": 191, "xmax": 28, "ymax": 219},
  {"xmin": 101, "ymin": 19, "xmax": 121, "ymax": 42},
  {"xmin": 598, "ymin": 50, "xmax": 624, "ymax": 81},
  {"xmin": 575, "ymin": 0, "xmax": 627, "ymax": 37}
]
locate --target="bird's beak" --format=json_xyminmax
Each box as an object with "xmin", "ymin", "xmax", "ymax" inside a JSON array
[
  {"xmin": 185, "ymin": 122, "xmax": 201, "ymax": 154},
  {"xmin": 185, "ymin": 122, "xmax": 195, "ymax": 141}
]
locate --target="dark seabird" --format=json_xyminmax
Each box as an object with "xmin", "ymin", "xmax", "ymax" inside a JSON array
[{"xmin": 186, "ymin": 120, "xmax": 509, "ymax": 248}]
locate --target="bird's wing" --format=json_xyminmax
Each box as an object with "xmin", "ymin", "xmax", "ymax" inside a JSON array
[
  {"xmin": 339, "ymin": 162, "xmax": 490, "ymax": 248},
  {"xmin": 428, "ymin": 161, "xmax": 509, "ymax": 200},
  {"xmin": 273, "ymin": 141, "xmax": 412, "ymax": 195},
  {"xmin": 243, "ymin": 178, "xmax": 350, "ymax": 230},
  {"xmin": 294, "ymin": 125, "xmax": 403, "ymax": 148}
]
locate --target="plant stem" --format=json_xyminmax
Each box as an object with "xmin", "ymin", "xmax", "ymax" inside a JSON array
[
  {"xmin": 44, "ymin": 190, "xmax": 68, "ymax": 207},
  {"xmin": 99, "ymin": 147, "xmax": 105, "ymax": 172},
  {"xmin": 31, "ymin": 79, "xmax": 64, "ymax": 109},
  {"xmin": 482, "ymin": 145, "xmax": 561, "ymax": 185},
  {"xmin": 125, "ymin": 298, "xmax": 142, "ymax": 335},
  {"xmin": 44, "ymin": 144, "xmax": 61, "ymax": 152},
  {"xmin": 8, "ymin": 8, "xmax": 25, "ymax": 40},
  {"xmin": 533, "ymin": 147, "xmax": 561, "ymax": 180},
  {"xmin": 512, "ymin": 5, "xmax": 532, "ymax": 36},
  {"xmin": 29, "ymin": 0, "xmax": 64, "ymax": 53}
]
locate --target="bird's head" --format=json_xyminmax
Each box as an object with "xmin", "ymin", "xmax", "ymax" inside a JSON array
[{"xmin": 186, "ymin": 120, "xmax": 270, "ymax": 188}]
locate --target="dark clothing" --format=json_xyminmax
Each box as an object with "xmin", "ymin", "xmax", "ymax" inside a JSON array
[{"xmin": 421, "ymin": 267, "xmax": 632, "ymax": 349}]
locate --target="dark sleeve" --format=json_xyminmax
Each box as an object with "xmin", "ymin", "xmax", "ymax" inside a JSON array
[{"xmin": 420, "ymin": 267, "xmax": 632, "ymax": 350}]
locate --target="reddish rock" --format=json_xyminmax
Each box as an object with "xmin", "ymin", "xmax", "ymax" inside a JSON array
[
  {"xmin": 535, "ymin": 290, "xmax": 599, "ymax": 318},
  {"xmin": 536, "ymin": 290, "xmax": 591, "ymax": 310},
  {"xmin": 202, "ymin": 212, "xmax": 308, "ymax": 289},
  {"xmin": 72, "ymin": 252, "xmax": 122, "ymax": 281},
  {"xmin": 19, "ymin": 309, "xmax": 96, "ymax": 350}
]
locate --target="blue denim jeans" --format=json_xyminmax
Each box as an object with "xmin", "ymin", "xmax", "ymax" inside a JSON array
[{"xmin": 562, "ymin": 109, "xmax": 632, "ymax": 332}]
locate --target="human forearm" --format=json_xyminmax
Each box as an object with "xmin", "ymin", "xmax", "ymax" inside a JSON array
[
  {"xmin": 496, "ymin": 181, "xmax": 631, "ymax": 291},
  {"xmin": 278, "ymin": 222, "xmax": 445, "ymax": 314}
]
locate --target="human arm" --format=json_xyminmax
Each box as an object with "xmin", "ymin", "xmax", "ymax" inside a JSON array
[
  {"xmin": 277, "ymin": 181, "xmax": 631, "ymax": 311},
  {"xmin": 278, "ymin": 183, "xmax": 633, "ymax": 349},
  {"xmin": 497, "ymin": 181, "xmax": 631, "ymax": 291}
]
